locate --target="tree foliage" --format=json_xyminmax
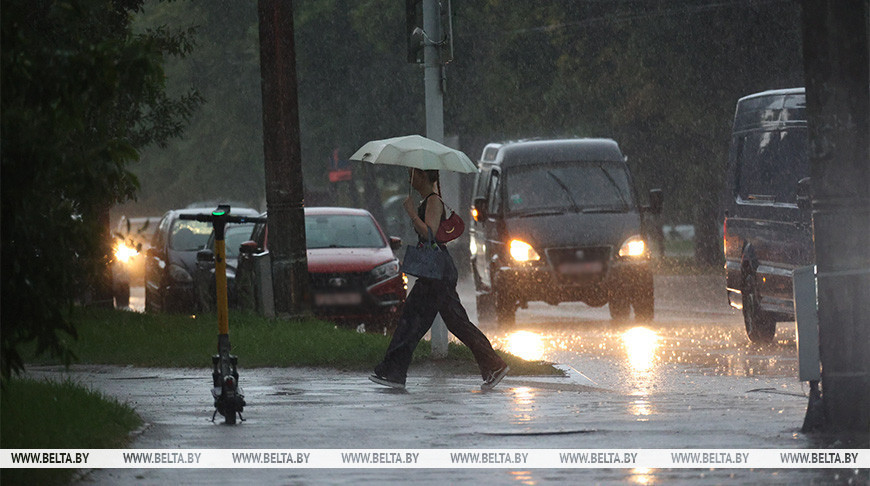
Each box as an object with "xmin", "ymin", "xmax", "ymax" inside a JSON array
[
  {"xmin": 124, "ymin": 0, "xmax": 803, "ymax": 255},
  {"xmin": 0, "ymin": 0, "xmax": 201, "ymax": 380}
]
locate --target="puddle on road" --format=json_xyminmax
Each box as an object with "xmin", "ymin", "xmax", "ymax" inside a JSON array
[
  {"xmin": 480, "ymin": 428, "xmax": 597, "ymax": 436},
  {"xmin": 267, "ymin": 389, "xmax": 304, "ymax": 397}
]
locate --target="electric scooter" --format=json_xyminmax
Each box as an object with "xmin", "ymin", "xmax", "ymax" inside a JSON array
[{"xmin": 180, "ymin": 205, "xmax": 266, "ymax": 424}]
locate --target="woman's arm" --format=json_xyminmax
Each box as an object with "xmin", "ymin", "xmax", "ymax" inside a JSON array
[{"xmin": 404, "ymin": 196, "xmax": 443, "ymax": 238}]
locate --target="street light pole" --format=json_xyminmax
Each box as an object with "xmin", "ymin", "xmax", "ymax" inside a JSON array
[{"xmin": 423, "ymin": 0, "xmax": 448, "ymax": 358}]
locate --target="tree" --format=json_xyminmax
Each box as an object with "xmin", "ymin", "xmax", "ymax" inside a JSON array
[
  {"xmin": 0, "ymin": 0, "xmax": 201, "ymax": 380},
  {"xmin": 129, "ymin": 0, "xmax": 265, "ymax": 213},
  {"xmin": 447, "ymin": 0, "xmax": 803, "ymax": 264},
  {"xmin": 123, "ymin": 0, "xmax": 806, "ymax": 265}
]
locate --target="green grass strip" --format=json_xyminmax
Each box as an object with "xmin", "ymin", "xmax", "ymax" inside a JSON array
[
  {"xmin": 26, "ymin": 308, "xmax": 560, "ymax": 376},
  {"xmin": 1, "ymin": 377, "xmax": 142, "ymax": 485}
]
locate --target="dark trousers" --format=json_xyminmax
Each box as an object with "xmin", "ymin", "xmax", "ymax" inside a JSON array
[{"xmin": 374, "ymin": 274, "xmax": 506, "ymax": 384}]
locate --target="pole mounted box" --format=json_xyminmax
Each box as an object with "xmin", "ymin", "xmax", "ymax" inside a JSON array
[
  {"xmin": 406, "ymin": 0, "xmax": 423, "ymax": 63},
  {"xmin": 793, "ymin": 265, "xmax": 821, "ymax": 382}
]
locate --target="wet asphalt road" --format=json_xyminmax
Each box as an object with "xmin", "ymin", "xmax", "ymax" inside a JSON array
[
  {"xmin": 29, "ymin": 275, "xmax": 868, "ymax": 484},
  {"xmin": 482, "ymin": 275, "xmax": 800, "ymax": 398}
]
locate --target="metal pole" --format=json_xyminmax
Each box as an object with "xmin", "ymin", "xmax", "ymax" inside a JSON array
[
  {"xmin": 801, "ymin": 0, "xmax": 870, "ymax": 433},
  {"xmin": 214, "ymin": 222, "xmax": 229, "ymax": 335},
  {"xmin": 257, "ymin": 0, "xmax": 311, "ymax": 318},
  {"xmin": 422, "ymin": 0, "xmax": 448, "ymax": 358}
]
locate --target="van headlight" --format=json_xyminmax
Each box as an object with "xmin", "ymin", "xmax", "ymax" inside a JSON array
[
  {"xmin": 371, "ymin": 260, "xmax": 400, "ymax": 283},
  {"xmin": 509, "ymin": 239, "xmax": 541, "ymax": 262},
  {"xmin": 618, "ymin": 236, "xmax": 647, "ymax": 258}
]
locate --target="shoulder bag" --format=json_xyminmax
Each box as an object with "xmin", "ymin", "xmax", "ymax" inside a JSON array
[
  {"xmin": 434, "ymin": 197, "xmax": 465, "ymax": 243},
  {"xmin": 401, "ymin": 228, "xmax": 451, "ymax": 280}
]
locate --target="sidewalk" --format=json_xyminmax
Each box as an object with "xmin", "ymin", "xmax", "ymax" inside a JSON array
[
  {"xmin": 27, "ymin": 360, "xmax": 858, "ymax": 485},
  {"xmin": 26, "ymin": 273, "xmax": 866, "ymax": 484}
]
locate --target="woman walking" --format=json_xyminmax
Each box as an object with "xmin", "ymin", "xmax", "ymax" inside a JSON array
[{"xmin": 370, "ymin": 168, "xmax": 509, "ymax": 391}]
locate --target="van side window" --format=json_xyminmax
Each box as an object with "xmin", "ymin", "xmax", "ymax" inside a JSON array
[
  {"xmin": 736, "ymin": 129, "xmax": 809, "ymax": 203},
  {"xmin": 487, "ymin": 170, "xmax": 501, "ymax": 214},
  {"xmin": 472, "ymin": 169, "xmax": 486, "ymax": 199}
]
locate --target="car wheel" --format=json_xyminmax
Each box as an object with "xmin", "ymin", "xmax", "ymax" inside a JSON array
[
  {"xmin": 113, "ymin": 281, "xmax": 130, "ymax": 309},
  {"xmin": 144, "ymin": 287, "xmax": 156, "ymax": 313},
  {"xmin": 741, "ymin": 269, "xmax": 776, "ymax": 343},
  {"xmin": 609, "ymin": 295, "xmax": 630, "ymax": 321},
  {"xmin": 632, "ymin": 287, "xmax": 654, "ymax": 322},
  {"xmin": 197, "ymin": 282, "xmax": 215, "ymax": 313},
  {"xmin": 476, "ymin": 292, "xmax": 496, "ymax": 324},
  {"xmin": 384, "ymin": 311, "xmax": 400, "ymax": 335},
  {"xmin": 494, "ymin": 286, "xmax": 516, "ymax": 327}
]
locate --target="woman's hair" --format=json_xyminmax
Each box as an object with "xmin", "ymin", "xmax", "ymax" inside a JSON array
[{"xmin": 411, "ymin": 168, "xmax": 441, "ymax": 196}]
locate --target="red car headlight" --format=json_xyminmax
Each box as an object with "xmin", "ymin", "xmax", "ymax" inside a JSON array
[{"xmin": 370, "ymin": 260, "xmax": 400, "ymax": 284}]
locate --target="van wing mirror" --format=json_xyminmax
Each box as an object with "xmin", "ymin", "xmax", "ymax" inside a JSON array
[
  {"xmin": 472, "ymin": 197, "xmax": 488, "ymax": 222},
  {"xmin": 648, "ymin": 189, "xmax": 663, "ymax": 215},
  {"xmin": 796, "ymin": 177, "xmax": 812, "ymax": 211}
]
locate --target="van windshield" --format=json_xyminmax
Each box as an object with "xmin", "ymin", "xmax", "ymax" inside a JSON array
[{"xmin": 503, "ymin": 161, "xmax": 633, "ymax": 215}]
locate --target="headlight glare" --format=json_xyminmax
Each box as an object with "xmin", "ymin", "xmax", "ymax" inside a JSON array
[
  {"xmin": 619, "ymin": 236, "xmax": 647, "ymax": 258},
  {"xmin": 114, "ymin": 241, "xmax": 138, "ymax": 264},
  {"xmin": 509, "ymin": 239, "xmax": 540, "ymax": 262}
]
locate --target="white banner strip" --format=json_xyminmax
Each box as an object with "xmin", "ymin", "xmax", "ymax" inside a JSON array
[{"xmin": 2, "ymin": 449, "xmax": 868, "ymax": 469}]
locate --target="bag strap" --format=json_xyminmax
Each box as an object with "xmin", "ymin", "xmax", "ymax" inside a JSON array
[
  {"xmin": 431, "ymin": 193, "xmax": 454, "ymax": 215},
  {"xmin": 423, "ymin": 226, "xmax": 440, "ymax": 247}
]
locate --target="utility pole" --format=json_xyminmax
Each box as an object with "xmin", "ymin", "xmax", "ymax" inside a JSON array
[
  {"xmin": 257, "ymin": 0, "xmax": 311, "ymax": 318},
  {"xmin": 423, "ymin": 0, "xmax": 448, "ymax": 358},
  {"xmin": 801, "ymin": 0, "xmax": 870, "ymax": 432}
]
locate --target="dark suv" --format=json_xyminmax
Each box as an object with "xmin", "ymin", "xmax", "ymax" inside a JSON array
[
  {"xmin": 470, "ymin": 138, "xmax": 662, "ymax": 325},
  {"xmin": 722, "ymin": 88, "xmax": 810, "ymax": 343},
  {"xmin": 145, "ymin": 207, "xmax": 259, "ymax": 313}
]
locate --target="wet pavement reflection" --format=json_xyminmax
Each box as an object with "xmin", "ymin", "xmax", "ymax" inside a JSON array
[
  {"xmin": 486, "ymin": 313, "xmax": 799, "ymax": 389},
  {"xmin": 622, "ymin": 326, "xmax": 660, "ymax": 373}
]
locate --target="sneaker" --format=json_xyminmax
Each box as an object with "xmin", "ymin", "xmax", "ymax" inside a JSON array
[
  {"xmin": 481, "ymin": 365, "xmax": 510, "ymax": 391},
  {"xmin": 369, "ymin": 374, "xmax": 406, "ymax": 390}
]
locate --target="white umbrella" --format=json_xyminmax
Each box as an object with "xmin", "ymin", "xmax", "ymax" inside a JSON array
[{"xmin": 349, "ymin": 135, "xmax": 477, "ymax": 174}]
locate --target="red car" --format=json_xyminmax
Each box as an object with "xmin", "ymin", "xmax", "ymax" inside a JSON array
[{"xmin": 235, "ymin": 207, "xmax": 406, "ymax": 332}]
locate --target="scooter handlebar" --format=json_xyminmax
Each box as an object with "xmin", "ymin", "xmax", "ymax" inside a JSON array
[{"xmin": 178, "ymin": 213, "xmax": 267, "ymax": 224}]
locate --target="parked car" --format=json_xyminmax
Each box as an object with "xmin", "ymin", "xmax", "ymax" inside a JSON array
[
  {"xmin": 722, "ymin": 88, "xmax": 810, "ymax": 343},
  {"xmin": 236, "ymin": 207, "xmax": 406, "ymax": 332},
  {"xmin": 194, "ymin": 222, "xmax": 256, "ymax": 312},
  {"xmin": 111, "ymin": 216, "xmax": 161, "ymax": 308},
  {"xmin": 469, "ymin": 138, "xmax": 663, "ymax": 325},
  {"xmin": 144, "ymin": 207, "xmax": 260, "ymax": 313}
]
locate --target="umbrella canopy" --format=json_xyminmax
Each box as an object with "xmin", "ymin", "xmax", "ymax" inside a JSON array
[{"xmin": 349, "ymin": 135, "xmax": 477, "ymax": 174}]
